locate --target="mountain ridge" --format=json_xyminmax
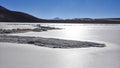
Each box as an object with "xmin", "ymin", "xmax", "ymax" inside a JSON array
[
  {"xmin": 0, "ymin": 5, "xmax": 45, "ymax": 22},
  {"xmin": 0, "ymin": 5, "xmax": 120, "ymax": 23}
]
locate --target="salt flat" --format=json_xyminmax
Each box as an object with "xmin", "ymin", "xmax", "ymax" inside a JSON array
[
  {"xmin": 0, "ymin": 42, "xmax": 120, "ymax": 68},
  {"xmin": 0, "ymin": 23, "xmax": 120, "ymax": 68}
]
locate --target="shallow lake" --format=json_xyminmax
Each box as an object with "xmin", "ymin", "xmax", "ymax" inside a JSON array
[{"xmin": 0, "ymin": 23, "xmax": 120, "ymax": 68}]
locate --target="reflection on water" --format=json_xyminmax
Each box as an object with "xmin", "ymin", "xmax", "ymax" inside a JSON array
[
  {"xmin": 1, "ymin": 23, "xmax": 120, "ymax": 68},
  {"xmin": 41, "ymin": 24, "xmax": 120, "ymax": 45}
]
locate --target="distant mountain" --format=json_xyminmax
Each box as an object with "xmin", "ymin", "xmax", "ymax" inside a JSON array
[
  {"xmin": 53, "ymin": 17, "xmax": 63, "ymax": 20},
  {"xmin": 46, "ymin": 18, "xmax": 120, "ymax": 24},
  {"xmin": 0, "ymin": 5, "xmax": 120, "ymax": 23},
  {"xmin": 0, "ymin": 5, "xmax": 45, "ymax": 22}
]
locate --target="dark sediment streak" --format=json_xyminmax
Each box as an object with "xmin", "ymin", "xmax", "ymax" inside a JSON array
[
  {"xmin": 0, "ymin": 35, "xmax": 105, "ymax": 48},
  {"xmin": 0, "ymin": 26, "xmax": 60, "ymax": 34}
]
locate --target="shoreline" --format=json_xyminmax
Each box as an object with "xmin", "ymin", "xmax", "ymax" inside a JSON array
[{"xmin": 1, "ymin": 22, "xmax": 120, "ymax": 24}]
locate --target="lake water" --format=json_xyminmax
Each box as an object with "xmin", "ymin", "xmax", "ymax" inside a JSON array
[{"xmin": 0, "ymin": 23, "xmax": 120, "ymax": 68}]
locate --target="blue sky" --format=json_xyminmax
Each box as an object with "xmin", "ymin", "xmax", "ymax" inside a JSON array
[{"xmin": 0, "ymin": 0, "xmax": 120, "ymax": 19}]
